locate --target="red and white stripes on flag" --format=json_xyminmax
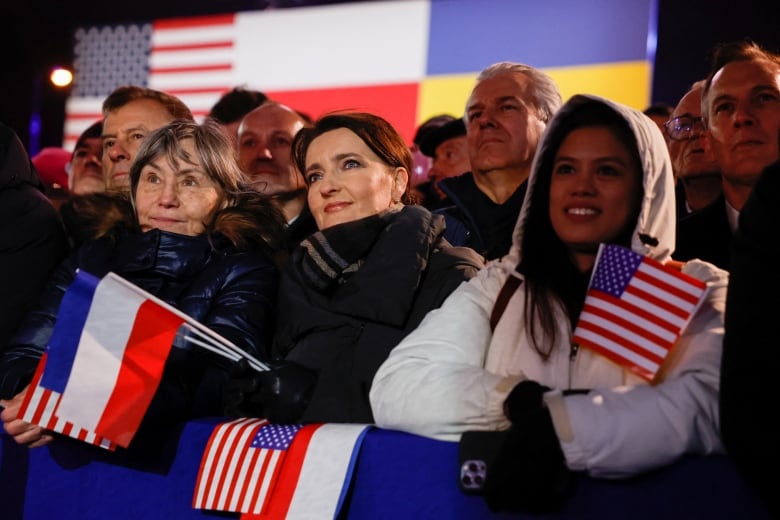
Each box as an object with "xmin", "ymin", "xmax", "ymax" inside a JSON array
[
  {"xmin": 194, "ymin": 420, "xmax": 371, "ymax": 518},
  {"xmin": 147, "ymin": 14, "xmax": 236, "ymax": 119},
  {"xmin": 17, "ymin": 270, "xmax": 265, "ymax": 449},
  {"xmin": 193, "ymin": 418, "xmax": 288, "ymax": 514},
  {"xmin": 572, "ymin": 244, "xmax": 708, "ymax": 382},
  {"xmin": 63, "ymin": 14, "xmax": 236, "ymax": 149},
  {"xmin": 19, "ymin": 354, "xmax": 116, "ymax": 450},
  {"xmin": 246, "ymin": 423, "xmax": 371, "ymax": 520}
]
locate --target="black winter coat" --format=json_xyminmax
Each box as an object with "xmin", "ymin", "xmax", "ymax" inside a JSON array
[
  {"xmin": 720, "ymin": 160, "xmax": 780, "ymax": 517},
  {"xmin": 674, "ymin": 193, "xmax": 733, "ymax": 271},
  {"xmin": 273, "ymin": 205, "xmax": 484, "ymax": 423},
  {"xmin": 0, "ymin": 228, "xmax": 279, "ymax": 424},
  {"xmin": 0, "ymin": 123, "xmax": 68, "ymax": 347},
  {"xmin": 435, "ymin": 173, "xmax": 527, "ymax": 261}
]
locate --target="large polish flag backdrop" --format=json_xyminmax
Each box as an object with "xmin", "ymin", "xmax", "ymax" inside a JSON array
[{"xmin": 63, "ymin": 0, "xmax": 656, "ymax": 149}]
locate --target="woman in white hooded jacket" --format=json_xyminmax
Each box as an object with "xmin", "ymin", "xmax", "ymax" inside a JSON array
[{"xmin": 369, "ymin": 95, "xmax": 727, "ymax": 512}]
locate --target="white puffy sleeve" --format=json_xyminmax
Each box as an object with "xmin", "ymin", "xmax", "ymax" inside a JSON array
[
  {"xmin": 370, "ymin": 262, "xmax": 522, "ymax": 441},
  {"xmin": 547, "ymin": 259, "xmax": 727, "ymax": 477}
]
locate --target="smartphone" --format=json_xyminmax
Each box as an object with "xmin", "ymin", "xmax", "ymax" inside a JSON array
[{"xmin": 458, "ymin": 430, "xmax": 510, "ymax": 494}]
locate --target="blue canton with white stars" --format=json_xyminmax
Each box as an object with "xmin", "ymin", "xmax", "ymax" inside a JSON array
[
  {"xmin": 251, "ymin": 424, "xmax": 303, "ymax": 450},
  {"xmin": 590, "ymin": 245, "xmax": 643, "ymax": 297},
  {"xmin": 72, "ymin": 24, "xmax": 152, "ymax": 97}
]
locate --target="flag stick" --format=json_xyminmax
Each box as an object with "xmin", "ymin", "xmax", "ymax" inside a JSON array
[
  {"xmin": 181, "ymin": 326, "xmax": 270, "ymax": 372},
  {"xmin": 105, "ymin": 272, "xmax": 271, "ymax": 372}
]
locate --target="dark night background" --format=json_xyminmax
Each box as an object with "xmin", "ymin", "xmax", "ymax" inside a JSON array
[{"xmin": 1, "ymin": 0, "xmax": 778, "ymax": 153}]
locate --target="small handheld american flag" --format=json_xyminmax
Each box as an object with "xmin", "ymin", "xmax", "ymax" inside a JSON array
[{"xmin": 572, "ymin": 244, "xmax": 708, "ymax": 382}]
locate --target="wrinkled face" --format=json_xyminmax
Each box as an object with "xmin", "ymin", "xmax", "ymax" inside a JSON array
[
  {"xmin": 465, "ymin": 72, "xmax": 545, "ymax": 176},
  {"xmin": 237, "ymin": 104, "xmax": 306, "ymax": 195},
  {"xmin": 304, "ymin": 128, "xmax": 407, "ymax": 230},
  {"xmin": 705, "ymin": 59, "xmax": 780, "ymax": 185},
  {"xmin": 549, "ymin": 126, "xmax": 643, "ymax": 272},
  {"xmin": 102, "ymin": 99, "xmax": 175, "ymax": 191},
  {"xmin": 134, "ymin": 138, "xmax": 224, "ymax": 236},
  {"xmin": 69, "ymin": 137, "xmax": 105, "ymax": 195},
  {"xmin": 668, "ymin": 87, "xmax": 720, "ymax": 180}
]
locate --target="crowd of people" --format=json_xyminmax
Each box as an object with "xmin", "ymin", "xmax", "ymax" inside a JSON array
[{"xmin": 0, "ymin": 38, "xmax": 778, "ymax": 516}]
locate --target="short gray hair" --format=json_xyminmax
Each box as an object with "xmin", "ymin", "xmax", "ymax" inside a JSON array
[{"xmin": 468, "ymin": 61, "xmax": 562, "ymax": 123}]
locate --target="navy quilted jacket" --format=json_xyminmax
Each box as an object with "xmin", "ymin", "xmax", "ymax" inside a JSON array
[{"xmin": 0, "ymin": 227, "xmax": 278, "ymax": 423}]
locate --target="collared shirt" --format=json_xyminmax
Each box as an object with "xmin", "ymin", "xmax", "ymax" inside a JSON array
[{"xmin": 725, "ymin": 199, "xmax": 739, "ymax": 234}]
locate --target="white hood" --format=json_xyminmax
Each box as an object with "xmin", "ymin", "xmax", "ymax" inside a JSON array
[{"xmin": 506, "ymin": 94, "xmax": 676, "ymax": 266}]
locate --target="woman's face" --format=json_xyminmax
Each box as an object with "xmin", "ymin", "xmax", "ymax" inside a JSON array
[
  {"xmin": 304, "ymin": 128, "xmax": 408, "ymax": 230},
  {"xmin": 549, "ymin": 126, "xmax": 643, "ymax": 272},
  {"xmin": 135, "ymin": 138, "xmax": 225, "ymax": 236}
]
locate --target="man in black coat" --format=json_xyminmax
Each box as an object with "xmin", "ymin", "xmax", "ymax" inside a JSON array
[
  {"xmin": 0, "ymin": 123, "xmax": 68, "ymax": 347},
  {"xmin": 434, "ymin": 62, "xmax": 562, "ymax": 260}
]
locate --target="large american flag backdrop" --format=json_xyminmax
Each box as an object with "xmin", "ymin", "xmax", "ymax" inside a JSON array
[{"xmin": 63, "ymin": 0, "xmax": 656, "ymax": 150}]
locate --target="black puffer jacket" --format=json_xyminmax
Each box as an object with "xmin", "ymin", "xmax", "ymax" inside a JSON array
[
  {"xmin": 0, "ymin": 227, "xmax": 279, "ymax": 422},
  {"xmin": 273, "ymin": 205, "xmax": 484, "ymax": 423},
  {"xmin": 0, "ymin": 123, "xmax": 68, "ymax": 347}
]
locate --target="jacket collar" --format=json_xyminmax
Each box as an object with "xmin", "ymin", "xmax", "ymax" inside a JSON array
[
  {"xmin": 113, "ymin": 228, "xmax": 221, "ymax": 278},
  {"xmin": 290, "ymin": 205, "xmax": 445, "ymax": 326}
]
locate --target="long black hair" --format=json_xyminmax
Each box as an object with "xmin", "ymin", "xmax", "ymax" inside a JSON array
[{"xmin": 517, "ymin": 100, "xmax": 644, "ymax": 359}]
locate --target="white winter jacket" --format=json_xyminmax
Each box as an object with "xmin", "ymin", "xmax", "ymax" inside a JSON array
[{"xmin": 370, "ymin": 95, "xmax": 727, "ymax": 478}]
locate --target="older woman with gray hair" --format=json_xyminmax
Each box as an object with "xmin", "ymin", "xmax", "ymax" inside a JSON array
[{"xmin": 0, "ymin": 119, "xmax": 286, "ymax": 449}]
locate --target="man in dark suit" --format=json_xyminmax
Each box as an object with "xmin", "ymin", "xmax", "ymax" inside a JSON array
[{"xmin": 674, "ymin": 40, "xmax": 780, "ymax": 270}]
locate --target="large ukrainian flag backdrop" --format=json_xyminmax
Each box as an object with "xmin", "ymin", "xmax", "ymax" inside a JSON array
[{"xmin": 64, "ymin": 0, "xmax": 655, "ymax": 148}]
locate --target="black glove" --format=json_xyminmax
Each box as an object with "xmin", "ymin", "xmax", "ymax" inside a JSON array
[
  {"xmin": 483, "ymin": 380, "xmax": 574, "ymax": 513},
  {"xmin": 222, "ymin": 358, "xmax": 317, "ymax": 423},
  {"xmin": 503, "ymin": 380, "xmax": 551, "ymax": 421}
]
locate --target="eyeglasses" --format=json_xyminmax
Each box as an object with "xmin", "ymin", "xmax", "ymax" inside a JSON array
[{"xmin": 664, "ymin": 115, "xmax": 706, "ymax": 141}]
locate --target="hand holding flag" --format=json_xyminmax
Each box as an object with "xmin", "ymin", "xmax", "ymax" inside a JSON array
[
  {"xmin": 17, "ymin": 270, "xmax": 271, "ymax": 449},
  {"xmin": 16, "ymin": 354, "xmax": 116, "ymax": 450},
  {"xmin": 572, "ymin": 244, "xmax": 708, "ymax": 382},
  {"xmin": 0, "ymin": 384, "xmax": 55, "ymax": 449}
]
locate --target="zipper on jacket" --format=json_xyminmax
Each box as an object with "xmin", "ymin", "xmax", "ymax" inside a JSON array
[{"xmin": 568, "ymin": 342, "xmax": 580, "ymax": 389}]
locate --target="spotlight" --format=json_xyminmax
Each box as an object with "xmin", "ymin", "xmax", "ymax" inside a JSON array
[{"xmin": 50, "ymin": 67, "xmax": 73, "ymax": 88}]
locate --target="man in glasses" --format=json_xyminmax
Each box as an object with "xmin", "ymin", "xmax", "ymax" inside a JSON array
[
  {"xmin": 664, "ymin": 80, "xmax": 722, "ymax": 218},
  {"xmin": 674, "ymin": 40, "xmax": 780, "ymax": 270}
]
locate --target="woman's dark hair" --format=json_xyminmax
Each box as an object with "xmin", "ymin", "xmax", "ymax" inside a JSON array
[
  {"xmin": 518, "ymin": 100, "xmax": 644, "ymax": 359},
  {"xmin": 290, "ymin": 112, "xmax": 415, "ymax": 204}
]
